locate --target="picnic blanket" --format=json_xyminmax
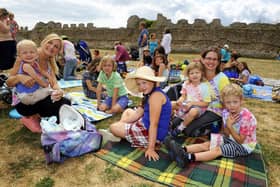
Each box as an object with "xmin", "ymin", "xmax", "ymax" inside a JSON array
[
  {"xmin": 58, "ymin": 79, "xmax": 82, "ymax": 88},
  {"xmin": 67, "ymin": 92, "xmax": 112, "ymax": 122},
  {"xmin": 94, "ymin": 137, "xmax": 267, "ymax": 187},
  {"xmin": 244, "ymin": 84, "xmax": 273, "ymax": 102},
  {"xmin": 262, "ymin": 77, "xmax": 280, "ymax": 87}
]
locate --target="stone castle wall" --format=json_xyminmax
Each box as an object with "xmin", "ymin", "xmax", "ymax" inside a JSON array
[{"xmin": 17, "ymin": 14, "xmax": 280, "ymax": 58}]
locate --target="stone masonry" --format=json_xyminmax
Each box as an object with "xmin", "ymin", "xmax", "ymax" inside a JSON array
[{"xmin": 17, "ymin": 14, "xmax": 280, "ymax": 58}]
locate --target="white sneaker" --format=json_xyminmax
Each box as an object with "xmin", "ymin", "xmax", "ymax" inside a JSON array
[{"xmin": 99, "ymin": 129, "xmax": 121, "ymax": 142}]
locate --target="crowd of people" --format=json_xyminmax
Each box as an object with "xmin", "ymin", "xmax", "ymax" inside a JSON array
[{"xmin": 1, "ymin": 8, "xmax": 259, "ymax": 169}]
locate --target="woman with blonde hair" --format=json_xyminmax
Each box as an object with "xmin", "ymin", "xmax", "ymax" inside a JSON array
[{"xmin": 6, "ymin": 33, "xmax": 71, "ymax": 131}]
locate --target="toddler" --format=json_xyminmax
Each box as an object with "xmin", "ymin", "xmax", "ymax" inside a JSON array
[
  {"xmin": 15, "ymin": 40, "xmax": 52, "ymax": 105},
  {"xmin": 171, "ymin": 62, "xmax": 211, "ymax": 137}
]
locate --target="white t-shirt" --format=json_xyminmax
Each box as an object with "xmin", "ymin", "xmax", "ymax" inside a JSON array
[
  {"xmin": 161, "ymin": 33, "xmax": 172, "ymax": 54},
  {"xmin": 63, "ymin": 40, "xmax": 76, "ymax": 60}
]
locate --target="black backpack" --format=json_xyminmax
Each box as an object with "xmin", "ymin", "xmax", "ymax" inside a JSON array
[
  {"xmin": 166, "ymin": 83, "xmax": 182, "ymax": 101},
  {"xmin": 171, "ymin": 112, "xmax": 222, "ymax": 137}
]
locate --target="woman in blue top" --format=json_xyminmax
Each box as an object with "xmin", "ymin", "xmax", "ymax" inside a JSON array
[{"xmin": 110, "ymin": 66, "xmax": 172, "ymax": 161}]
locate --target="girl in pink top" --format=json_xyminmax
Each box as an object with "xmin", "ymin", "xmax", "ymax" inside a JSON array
[{"xmin": 171, "ymin": 62, "xmax": 212, "ymax": 137}]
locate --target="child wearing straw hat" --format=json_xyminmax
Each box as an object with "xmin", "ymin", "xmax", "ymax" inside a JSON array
[{"xmin": 109, "ymin": 66, "xmax": 172, "ymax": 161}]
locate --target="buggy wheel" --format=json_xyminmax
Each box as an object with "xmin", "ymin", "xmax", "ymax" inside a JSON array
[{"xmin": 2, "ymin": 91, "xmax": 12, "ymax": 104}]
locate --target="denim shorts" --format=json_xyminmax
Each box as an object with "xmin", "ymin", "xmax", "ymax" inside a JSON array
[{"xmin": 103, "ymin": 95, "xmax": 129, "ymax": 109}]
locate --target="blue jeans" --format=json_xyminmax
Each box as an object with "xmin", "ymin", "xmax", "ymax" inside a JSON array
[
  {"xmin": 63, "ymin": 58, "xmax": 78, "ymax": 80},
  {"xmin": 117, "ymin": 61, "xmax": 127, "ymax": 74},
  {"xmin": 103, "ymin": 95, "xmax": 129, "ymax": 110}
]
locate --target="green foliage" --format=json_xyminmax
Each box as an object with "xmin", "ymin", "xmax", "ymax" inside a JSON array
[
  {"xmin": 102, "ymin": 164, "xmax": 123, "ymax": 183},
  {"xmin": 144, "ymin": 19, "xmax": 155, "ymax": 28},
  {"xmin": 35, "ymin": 177, "xmax": 55, "ymax": 187}
]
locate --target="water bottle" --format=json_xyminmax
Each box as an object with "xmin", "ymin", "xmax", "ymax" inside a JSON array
[
  {"xmin": 177, "ymin": 101, "xmax": 187, "ymax": 118},
  {"xmin": 211, "ymin": 121, "xmax": 220, "ymax": 133}
]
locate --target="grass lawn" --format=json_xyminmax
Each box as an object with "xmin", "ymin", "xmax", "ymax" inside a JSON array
[{"xmin": 0, "ymin": 51, "xmax": 279, "ymax": 187}]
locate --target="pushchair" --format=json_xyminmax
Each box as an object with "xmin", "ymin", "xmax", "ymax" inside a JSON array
[
  {"xmin": 0, "ymin": 74, "xmax": 12, "ymax": 104},
  {"xmin": 129, "ymin": 46, "xmax": 139, "ymax": 61},
  {"xmin": 75, "ymin": 40, "xmax": 92, "ymax": 71}
]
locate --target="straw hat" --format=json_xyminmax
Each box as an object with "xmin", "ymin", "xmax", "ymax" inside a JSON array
[{"xmin": 125, "ymin": 66, "xmax": 166, "ymax": 95}]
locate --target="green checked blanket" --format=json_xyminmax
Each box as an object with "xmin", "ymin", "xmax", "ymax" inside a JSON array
[{"xmin": 94, "ymin": 137, "xmax": 267, "ymax": 187}]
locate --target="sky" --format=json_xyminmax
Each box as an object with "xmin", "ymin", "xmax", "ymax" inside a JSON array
[{"xmin": 2, "ymin": 0, "xmax": 280, "ymax": 29}]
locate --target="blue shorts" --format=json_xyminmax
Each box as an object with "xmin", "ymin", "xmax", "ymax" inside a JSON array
[{"xmin": 103, "ymin": 95, "xmax": 129, "ymax": 110}]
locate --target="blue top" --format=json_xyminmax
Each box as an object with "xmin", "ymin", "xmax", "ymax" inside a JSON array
[
  {"xmin": 138, "ymin": 28, "xmax": 149, "ymax": 47},
  {"xmin": 16, "ymin": 61, "xmax": 40, "ymax": 94},
  {"xmin": 149, "ymin": 40, "xmax": 158, "ymax": 56},
  {"xmin": 142, "ymin": 87, "xmax": 172, "ymax": 141},
  {"xmin": 220, "ymin": 48, "xmax": 231, "ymax": 62},
  {"xmin": 82, "ymin": 71, "xmax": 99, "ymax": 98}
]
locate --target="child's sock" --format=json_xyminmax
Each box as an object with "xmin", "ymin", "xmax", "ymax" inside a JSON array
[
  {"xmin": 183, "ymin": 146, "xmax": 188, "ymax": 153},
  {"xmin": 185, "ymin": 153, "xmax": 195, "ymax": 162},
  {"xmin": 177, "ymin": 122, "xmax": 185, "ymax": 131}
]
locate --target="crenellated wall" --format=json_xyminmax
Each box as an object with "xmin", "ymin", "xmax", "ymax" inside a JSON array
[{"xmin": 17, "ymin": 13, "xmax": 280, "ymax": 58}]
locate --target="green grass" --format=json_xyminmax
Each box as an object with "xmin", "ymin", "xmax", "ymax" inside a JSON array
[
  {"xmin": 35, "ymin": 177, "xmax": 55, "ymax": 187},
  {"xmin": 7, "ymin": 126, "xmax": 41, "ymax": 146},
  {"xmin": 102, "ymin": 164, "xmax": 123, "ymax": 184},
  {"xmin": 262, "ymin": 144, "xmax": 280, "ymax": 165},
  {"xmin": 0, "ymin": 52, "xmax": 279, "ymax": 186},
  {"xmin": 130, "ymin": 184, "xmax": 154, "ymax": 187},
  {"xmin": 8, "ymin": 156, "xmax": 44, "ymax": 179}
]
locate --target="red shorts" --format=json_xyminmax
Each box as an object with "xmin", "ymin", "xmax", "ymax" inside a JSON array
[{"xmin": 125, "ymin": 118, "xmax": 149, "ymax": 147}]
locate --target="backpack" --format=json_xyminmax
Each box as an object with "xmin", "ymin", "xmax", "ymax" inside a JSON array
[
  {"xmin": 183, "ymin": 117, "xmax": 222, "ymax": 137},
  {"xmin": 170, "ymin": 113, "xmax": 222, "ymax": 137},
  {"xmin": 249, "ymin": 75, "xmax": 264, "ymax": 86},
  {"xmin": 166, "ymin": 83, "xmax": 182, "ymax": 101},
  {"xmin": 41, "ymin": 105, "xmax": 102, "ymax": 164},
  {"xmin": 168, "ymin": 64, "xmax": 182, "ymax": 84},
  {"xmin": 0, "ymin": 74, "xmax": 12, "ymax": 104}
]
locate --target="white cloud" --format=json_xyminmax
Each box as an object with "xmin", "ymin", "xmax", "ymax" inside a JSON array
[{"xmin": 1, "ymin": 0, "xmax": 280, "ymax": 29}]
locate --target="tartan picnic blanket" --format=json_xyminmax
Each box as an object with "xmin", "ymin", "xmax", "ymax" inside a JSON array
[
  {"xmin": 58, "ymin": 79, "xmax": 82, "ymax": 88},
  {"xmin": 67, "ymin": 92, "xmax": 112, "ymax": 122},
  {"xmin": 94, "ymin": 137, "xmax": 267, "ymax": 187}
]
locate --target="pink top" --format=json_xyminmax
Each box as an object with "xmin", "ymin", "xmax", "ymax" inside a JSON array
[{"xmin": 222, "ymin": 108, "xmax": 257, "ymax": 153}]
